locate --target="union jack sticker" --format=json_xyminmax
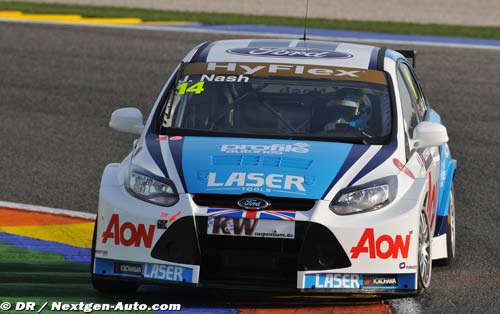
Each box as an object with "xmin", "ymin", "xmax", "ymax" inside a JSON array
[{"xmin": 207, "ymin": 208, "xmax": 296, "ymax": 221}]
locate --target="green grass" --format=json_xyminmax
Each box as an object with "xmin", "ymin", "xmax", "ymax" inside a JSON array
[
  {"xmin": 0, "ymin": 1, "xmax": 499, "ymax": 40},
  {"xmin": 0, "ymin": 242, "xmax": 152, "ymax": 314},
  {"xmin": 0, "ymin": 242, "xmax": 64, "ymax": 261}
]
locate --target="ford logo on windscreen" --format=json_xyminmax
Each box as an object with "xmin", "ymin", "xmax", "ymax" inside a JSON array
[{"xmin": 226, "ymin": 47, "xmax": 353, "ymax": 59}]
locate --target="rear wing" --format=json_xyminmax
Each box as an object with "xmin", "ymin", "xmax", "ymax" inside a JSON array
[{"xmin": 396, "ymin": 50, "xmax": 416, "ymax": 68}]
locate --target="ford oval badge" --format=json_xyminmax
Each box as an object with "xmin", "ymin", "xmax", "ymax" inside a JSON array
[
  {"xmin": 226, "ymin": 47, "xmax": 353, "ymax": 59},
  {"xmin": 237, "ymin": 198, "xmax": 271, "ymax": 210}
]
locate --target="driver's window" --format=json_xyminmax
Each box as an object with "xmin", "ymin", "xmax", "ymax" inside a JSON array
[
  {"xmin": 400, "ymin": 63, "xmax": 427, "ymax": 120},
  {"xmin": 397, "ymin": 69, "xmax": 418, "ymax": 136}
]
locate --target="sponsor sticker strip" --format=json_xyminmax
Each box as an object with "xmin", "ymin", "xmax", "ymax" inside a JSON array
[
  {"xmin": 101, "ymin": 214, "xmax": 155, "ymax": 248},
  {"xmin": 302, "ymin": 273, "xmax": 416, "ymax": 290},
  {"xmin": 207, "ymin": 216, "xmax": 295, "ymax": 239},
  {"xmin": 350, "ymin": 228, "xmax": 411, "ymax": 259},
  {"xmin": 207, "ymin": 172, "xmax": 307, "ymax": 194},
  {"xmin": 182, "ymin": 62, "xmax": 388, "ymax": 85},
  {"xmin": 95, "ymin": 258, "xmax": 195, "ymax": 283},
  {"xmin": 220, "ymin": 142, "xmax": 310, "ymax": 154},
  {"xmin": 207, "ymin": 208, "xmax": 297, "ymax": 220}
]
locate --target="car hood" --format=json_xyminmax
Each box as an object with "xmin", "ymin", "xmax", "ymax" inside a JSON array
[{"xmin": 144, "ymin": 135, "xmax": 397, "ymax": 200}]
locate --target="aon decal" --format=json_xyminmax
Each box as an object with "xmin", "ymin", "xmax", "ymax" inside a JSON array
[
  {"xmin": 207, "ymin": 172, "xmax": 306, "ymax": 192},
  {"xmin": 101, "ymin": 214, "xmax": 155, "ymax": 248},
  {"xmin": 350, "ymin": 228, "xmax": 411, "ymax": 259}
]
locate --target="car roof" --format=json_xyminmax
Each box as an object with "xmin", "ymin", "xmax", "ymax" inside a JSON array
[{"xmin": 188, "ymin": 39, "xmax": 393, "ymax": 70}]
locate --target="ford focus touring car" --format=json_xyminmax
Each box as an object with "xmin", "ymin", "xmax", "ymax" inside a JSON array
[{"xmin": 91, "ymin": 39, "xmax": 457, "ymax": 297}]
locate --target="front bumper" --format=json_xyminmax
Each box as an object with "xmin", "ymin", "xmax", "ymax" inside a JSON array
[
  {"xmin": 93, "ymin": 258, "xmax": 417, "ymax": 297},
  {"xmin": 94, "ymin": 165, "xmax": 424, "ymax": 295}
]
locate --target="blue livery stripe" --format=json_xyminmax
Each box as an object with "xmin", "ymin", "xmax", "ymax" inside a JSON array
[
  {"xmin": 434, "ymin": 215, "xmax": 448, "ymax": 237},
  {"xmin": 168, "ymin": 137, "xmax": 187, "ymax": 191},
  {"xmin": 145, "ymin": 132, "xmax": 169, "ymax": 178},
  {"xmin": 193, "ymin": 41, "xmax": 216, "ymax": 62},
  {"xmin": 397, "ymin": 273, "xmax": 417, "ymax": 290},
  {"xmin": 369, "ymin": 47, "xmax": 380, "ymax": 69},
  {"xmin": 349, "ymin": 141, "xmax": 398, "ymax": 186},
  {"xmin": 426, "ymin": 109, "xmax": 442, "ymax": 124},
  {"xmin": 428, "ymin": 109, "xmax": 456, "ymax": 237},
  {"xmin": 321, "ymin": 144, "xmax": 370, "ymax": 199},
  {"xmin": 435, "ymin": 146, "xmax": 457, "ymax": 236}
]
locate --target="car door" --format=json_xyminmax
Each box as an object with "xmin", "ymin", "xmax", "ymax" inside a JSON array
[{"xmin": 397, "ymin": 61, "xmax": 440, "ymax": 234}]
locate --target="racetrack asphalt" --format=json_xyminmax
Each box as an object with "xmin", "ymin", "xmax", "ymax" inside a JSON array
[{"xmin": 0, "ymin": 22, "xmax": 499, "ymax": 313}]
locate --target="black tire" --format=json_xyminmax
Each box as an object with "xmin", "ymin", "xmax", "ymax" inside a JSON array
[
  {"xmin": 417, "ymin": 210, "xmax": 432, "ymax": 294},
  {"xmin": 92, "ymin": 276, "xmax": 139, "ymax": 294},
  {"xmin": 90, "ymin": 218, "xmax": 139, "ymax": 294},
  {"xmin": 434, "ymin": 186, "xmax": 456, "ymax": 267}
]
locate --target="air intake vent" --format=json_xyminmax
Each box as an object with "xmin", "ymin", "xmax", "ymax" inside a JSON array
[
  {"xmin": 211, "ymin": 155, "xmax": 260, "ymax": 166},
  {"xmin": 212, "ymin": 155, "xmax": 312, "ymax": 170},
  {"xmin": 263, "ymin": 156, "xmax": 312, "ymax": 170}
]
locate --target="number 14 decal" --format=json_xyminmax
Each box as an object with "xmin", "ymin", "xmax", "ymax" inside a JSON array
[{"xmin": 177, "ymin": 82, "xmax": 205, "ymax": 95}]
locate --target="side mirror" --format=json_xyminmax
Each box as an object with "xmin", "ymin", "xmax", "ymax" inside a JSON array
[
  {"xmin": 109, "ymin": 107, "xmax": 144, "ymax": 135},
  {"xmin": 412, "ymin": 121, "xmax": 449, "ymax": 148}
]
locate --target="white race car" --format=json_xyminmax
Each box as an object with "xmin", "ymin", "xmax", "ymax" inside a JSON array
[{"xmin": 91, "ymin": 39, "xmax": 457, "ymax": 297}]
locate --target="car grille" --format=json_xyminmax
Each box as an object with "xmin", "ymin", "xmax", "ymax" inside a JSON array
[
  {"xmin": 192, "ymin": 194, "xmax": 315, "ymax": 211},
  {"xmin": 151, "ymin": 217, "xmax": 352, "ymax": 290},
  {"xmin": 197, "ymin": 216, "xmax": 302, "ymax": 288}
]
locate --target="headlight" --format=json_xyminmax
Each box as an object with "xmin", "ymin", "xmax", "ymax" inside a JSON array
[
  {"xmin": 127, "ymin": 170, "xmax": 179, "ymax": 206},
  {"xmin": 330, "ymin": 176, "xmax": 397, "ymax": 215}
]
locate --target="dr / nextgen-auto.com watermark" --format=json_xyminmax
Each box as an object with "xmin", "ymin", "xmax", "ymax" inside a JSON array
[{"xmin": 0, "ymin": 301, "xmax": 181, "ymax": 313}]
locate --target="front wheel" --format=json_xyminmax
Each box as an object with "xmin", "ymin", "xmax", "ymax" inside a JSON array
[
  {"xmin": 444, "ymin": 187, "xmax": 456, "ymax": 266},
  {"xmin": 418, "ymin": 210, "xmax": 432, "ymax": 292},
  {"xmin": 91, "ymin": 276, "xmax": 139, "ymax": 294},
  {"xmin": 435, "ymin": 186, "xmax": 456, "ymax": 267}
]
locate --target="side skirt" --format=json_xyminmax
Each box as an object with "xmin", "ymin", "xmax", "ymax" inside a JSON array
[{"xmin": 431, "ymin": 234, "xmax": 447, "ymax": 260}]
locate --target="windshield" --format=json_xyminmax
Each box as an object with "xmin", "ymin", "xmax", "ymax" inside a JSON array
[{"xmin": 160, "ymin": 62, "xmax": 392, "ymax": 144}]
